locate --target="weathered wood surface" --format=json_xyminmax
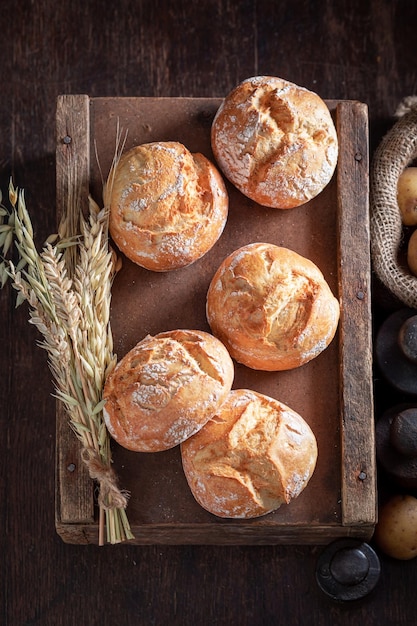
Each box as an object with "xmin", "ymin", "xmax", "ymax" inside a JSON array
[
  {"xmin": 335, "ymin": 101, "xmax": 376, "ymax": 527},
  {"xmin": 55, "ymin": 95, "xmax": 94, "ymax": 526},
  {"xmin": 2, "ymin": 1, "xmax": 417, "ymax": 624}
]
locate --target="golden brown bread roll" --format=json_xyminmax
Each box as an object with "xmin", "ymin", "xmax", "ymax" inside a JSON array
[
  {"xmin": 103, "ymin": 329, "xmax": 234, "ymax": 452},
  {"xmin": 211, "ymin": 76, "xmax": 338, "ymax": 209},
  {"xmin": 109, "ymin": 141, "xmax": 228, "ymax": 271},
  {"xmin": 181, "ymin": 388, "xmax": 318, "ymax": 518},
  {"xmin": 206, "ymin": 242, "xmax": 340, "ymax": 371}
]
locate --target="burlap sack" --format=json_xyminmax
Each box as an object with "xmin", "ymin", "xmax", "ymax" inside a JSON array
[{"xmin": 370, "ymin": 97, "xmax": 417, "ymax": 308}]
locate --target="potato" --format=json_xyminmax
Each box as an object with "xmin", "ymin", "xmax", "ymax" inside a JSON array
[
  {"xmin": 374, "ymin": 494, "xmax": 417, "ymax": 560},
  {"xmin": 398, "ymin": 167, "xmax": 417, "ymax": 225},
  {"xmin": 407, "ymin": 228, "xmax": 417, "ymax": 276}
]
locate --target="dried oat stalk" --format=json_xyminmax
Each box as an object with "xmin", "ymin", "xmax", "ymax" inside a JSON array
[{"xmin": 0, "ymin": 179, "xmax": 133, "ymax": 545}]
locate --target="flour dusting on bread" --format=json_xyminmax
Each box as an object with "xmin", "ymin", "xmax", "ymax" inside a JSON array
[
  {"xmin": 211, "ymin": 76, "xmax": 338, "ymax": 209},
  {"xmin": 103, "ymin": 329, "xmax": 234, "ymax": 452},
  {"xmin": 206, "ymin": 242, "xmax": 340, "ymax": 371},
  {"xmin": 109, "ymin": 141, "xmax": 228, "ymax": 271},
  {"xmin": 181, "ymin": 389, "xmax": 318, "ymax": 518}
]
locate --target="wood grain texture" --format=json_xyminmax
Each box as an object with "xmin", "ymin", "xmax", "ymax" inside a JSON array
[
  {"xmin": 55, "ymin": 95, "xmax": 95, "ymax": 526},
  {"xmin": 336, "ymin": 101, "xmax": 376, "ymax": 527},
  {"xmin": 2, "ymin": 1, "xmax": 417, "ymax": 624}
]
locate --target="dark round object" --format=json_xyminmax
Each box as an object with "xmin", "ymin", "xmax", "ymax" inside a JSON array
[
  {"xmin": 330, "ymin": 547, "xmax": 369, "ymax": 586},
  {"xmin": 390, "ymin": 408, "xmax": 417, "ymax": 457},
  {"xmin": 376, "ymin": 404, "xmax": 417, "ymax": 488},
  {"xmin": 398, "ymin": 316, "xmax": 417, "ymax": 363},
  {"xmin": 375, "ymin": 308, "xmax": 417, "ymax": 395},
  {"xmin": 316, "ymin": 539, "xmax": 381, "ymax": 601}
]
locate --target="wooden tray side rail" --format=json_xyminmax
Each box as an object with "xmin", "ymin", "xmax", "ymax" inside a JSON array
[
  {"xmin": 336, "ymin": 101, "xmax": 376, "ymax": 533},
  {"xmin": 55, "ymin": 95, "xmax": 95, "ymax": 544}
]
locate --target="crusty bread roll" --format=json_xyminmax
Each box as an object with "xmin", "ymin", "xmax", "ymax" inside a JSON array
[
  {"xmin": 181, "ymin": 388, "xmax": 318, "ymax": 518},
  {"xmin": 211, "ymin": 76, "xmax": 338, "ymax": 209},
  {"xmin": 109, "ymin": 141, "xmax": 228, "ymax": 271},
  {"xmin": 103, "ymin": 329, "xmax": 234, "ymax": 452},
  {"xmin": 206, "ymin": 242, "xmax": 340, "ymax": 371}
]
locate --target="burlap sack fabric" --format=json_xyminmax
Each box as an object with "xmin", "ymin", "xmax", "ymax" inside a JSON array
[{"xmin": 370, "ymin": 97, "xmax": 417, "ymax": 308}]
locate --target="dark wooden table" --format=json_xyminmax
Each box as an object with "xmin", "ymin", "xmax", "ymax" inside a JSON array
[{"xmin": 2, "ymin": 1, "xmax": 417, "ymax": 624}]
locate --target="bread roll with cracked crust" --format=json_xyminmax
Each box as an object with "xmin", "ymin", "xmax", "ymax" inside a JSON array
[
  {"xmin": 109, "ymin": 141, "xmax": 228, "ymax": 271},
  {"xmin": 211, "ymin": 76, "xmax": 338, "ymax": 209},
  {"xmin": 181, "ymin": 388, "xmax": 318, "ymax": 518},
  {"xmin": 206, "ymin": 242, "xmax": 340, "ymax": 371},
  {"xmin": 103, "ymin": 329, "xmax": 234, "ymax": 452}
]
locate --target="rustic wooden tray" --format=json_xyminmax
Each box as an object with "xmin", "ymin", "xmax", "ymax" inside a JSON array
[{"xmin": 55, "ymin": 94, "xmax": 375, "ymax": 545}]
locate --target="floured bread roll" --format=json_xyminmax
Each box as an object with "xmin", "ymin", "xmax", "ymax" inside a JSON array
[
  {"xmin": 206, "ymin": 242, "xmax": 340, "ymax": 371},
  {"xmin": 103, "ymin": 329, "xmax": 234, "ymax": 452},
  {"xmin": 211, "ymin": 76, "xmax": 338, "ymax": 209},
  {"xmin": 181, "ymin": 389, "xmax": 318, "ymax": 518},
  {"xmin": 109, "ymin": 141, "xmax": 228, "ymax": 271}
]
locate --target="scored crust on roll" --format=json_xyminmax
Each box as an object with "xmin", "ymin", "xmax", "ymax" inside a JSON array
[
  {"xmin": 181, "ymin": 388, "xmax": 318, "ymax": 519},
  {"xmin": 206, "ymin": 242, "xmax": 340, "ymax": 371},
  {"xmin": 103, "ymin": 329, "xmax": 234, "ymax": 452},
  {"xmin": 211, "ymin": 76, "xmax": 338, "ymax": 209},
  {"xmin": 109, "ymin": 141, "xmax": 228, "ymax": 271}
]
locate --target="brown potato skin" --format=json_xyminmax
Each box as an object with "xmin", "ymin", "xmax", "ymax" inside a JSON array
[
  {"xmin": 374, "ymin": 494, "xmax": 417, "ymax": 560},
  {"xmin": 398, "ymin": 167, "xmax": 417, "ymax": 226},
  {"xmin": 407, "ymin": 228, "xmax": 417, "ymax": 276}
]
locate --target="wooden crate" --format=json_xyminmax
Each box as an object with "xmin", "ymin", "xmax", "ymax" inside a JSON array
[{"xmin": 55, "ymin": 94, "xmax": 375, "ymax": 545}]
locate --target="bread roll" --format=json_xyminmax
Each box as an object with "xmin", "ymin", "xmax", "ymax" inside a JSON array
[
  {"xmin": 181, "ymin": 388, "xmax": 318, "ymax": 518},
  {"xmin": 109, "ymin": 141, "xmax": 228, "ymax": 271},
  {"xmin": 211, "ymin": 76, "xmax": 338, "ymax": 209},
  {"xmin": 206, "ymin": 242, "xmax": 340, "ymax": 371},
  {"xmin": 103, "ymin": 329, "xmax": 234, "ymax": 452}
]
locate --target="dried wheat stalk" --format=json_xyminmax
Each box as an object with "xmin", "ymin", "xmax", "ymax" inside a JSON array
[{"xmin": 0, "ymin": 178, "xmax": 133, "ymax": 545}]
